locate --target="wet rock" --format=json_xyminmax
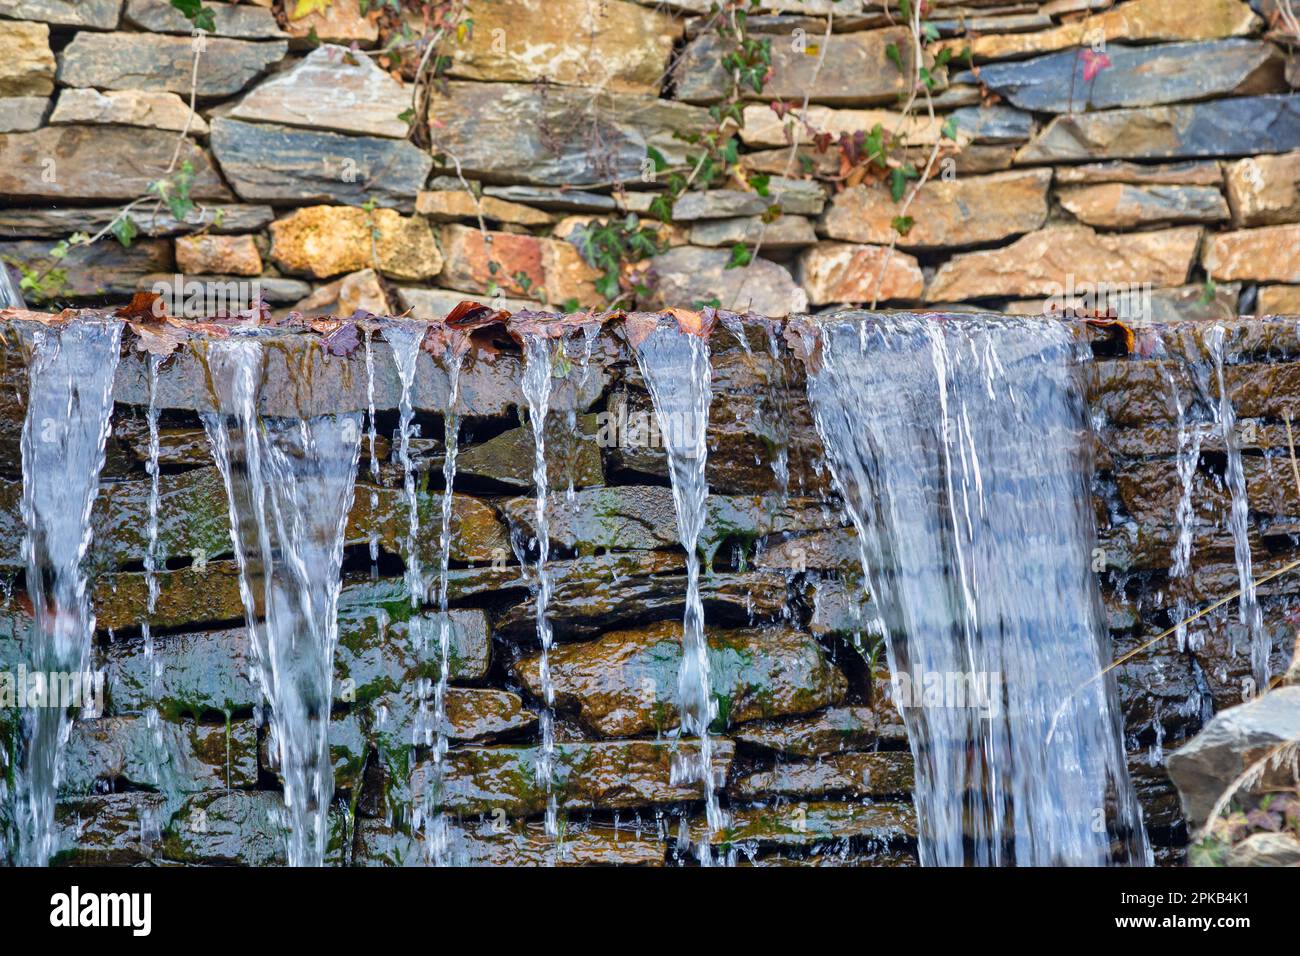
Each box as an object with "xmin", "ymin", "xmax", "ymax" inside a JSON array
[
  {"xmin": 0, "ymin": 126, "xmax": 229, "ymax": 202},
  {"xmin": 733, "ymin": 706, "xmax": 889, "ymax": 757},
  {"xmin": 269, "ymin": 205, "xmax": 441, "ymax": 281},
  {"xmin": 1055, "ymin": 160, "xmax": 1225, "ymax": 187},
  {"xmin": 356, "ymin": 816, "xmax": 665, "ymax": 866},
  {"xmin": 0, "ymin": 20, "xmax": 53, "ymax": 96},
  {"xmin": 293, "ymin": 268, "xmax": 391, "ymax": 317},
  {"xmin": 360, "ymin": 686, "xmax": 537, "ymax": 769},
  {"xmin": 211, "ymin": 118, "xmax": 431, "ymax": 212},
  {"xmin": 938, "ymin": 0, "xmax": 1260, "ymax": 61},
  {"xmin": 58, "ymin": 32, "xmax": 286, "ymax": 98},
  {"xmin": 1167, "ymin": 685, "xmax": 1300, "ymax": 826},
  {"xmin": 0, "ymin": 204, "xmax": 273, "ymax": 239},
  {"xmin": 447, "ymin": 0, "xmax": 679, "ymax": 95},
  {"xmin": 958, "ymin": 39, "xmax": 1284, "ymax": 113},
  {"xmin": 175, "ymin": 234, "xmax": 262, "ymax": 278},
  {"xmin": 690, "ymin": 215, "xmax": 818, "ymax": 250},
  {"xmin": 1226, "ymin": 831, "xmax": 1300, "ymax": 865},
  {"xmin": 645, "ymin": 246, "xmax": 806, "ymax": 316},
  {"xmin": 228, "ymin": 44, "xmax": 409, "ymax": 139},
  {"xmin": 1015, "ymin": 96, "xmax": 1300, "ymax": 164},
  {"xmin": 284, "ymin": 0, "xmax": 377, "ymax": 48},
  {"xmin": 1058, "ymin": 183, "xmax": 1229, "ymax": 228},
  {"xmin": 0, "ymin": 94, "xmax": 46, "ymax": 132},
  {"xmin": 1111, "ymin": 629, "xmax": 1202, "ymax": 745},
  {"xmin": 61, "ymin": 715, "xmax": 258, "ymax": 795},
  {"xmin": 415, "ymin": 190, "xmax": 554, "ymax": 227},
  {"xmin": 49, "ymin": 87, "xmax": 207, "ymax": 133},
  {"xmin": 1128, "ymin": 755, "xmax": 1188, "ymax": 835},
  {"xmin": 730, "ymin": 751, "xmax": 915, "ymax": 800},
  {"xmin": 93, "ymin": 561, "xmax": 245, "ymax": 633},
  {"xmin": 427, "ymin": 81, "xmax": 710, "ymax": 186},
  {"xmin": 1225, "ymin": 151, "xmax": 1300, "ymax": 226},
  {"xmin": 514, "ymin": 621, "xmax": 846, "ymax": 737},
  {"xmin": 500, "ymin": 486, "xmax": 830, "ymax": 560},
  {"xmin": 124, "ymin": 0, "xmax": 285, "ymax": 38},
  {"xmin": 490, "ymin": 552, "xmax": 793, "ymax": 638},
  {"xmin": 53, "ymin": 792, "xmax": 169, "ymax": 866},
  {"xmin": 1258, "ymin": 285, "xmax": 1300, "ymax": 314},
  {"xmin": 1202, "ymin": 224, "xmax": 1300, "ymax": 282},
  {"xmin": 335, "ymin": 605, "xmax": 492, "ymax": 701},
  {"xmin": 438, "ymin": 224, "xmax": 600, "ymax": 307},
  {"xmin": 0, "ymin": 0, "xmax": 122, "ymax": 29},
  {"xmin": 672, "ymin": 178, "xmax": 825, "ymax": 219},
  {"xmin": 162, "ymin": 790, "xmax": 289, "ymax": 866},
  {"xmin": 456, "ymin": 416, "xmax": 603, "ymax": 491},
  {"xmin": 925, "ymin": 225, "xmax": 1200, "ymax": 301},
  {"xmin": 819, "ymin": 169, "xmax": 1050, "ymax": 250},
  {"xmin": 740, "ymin": 103, "xmax": 949, "ymax": 149},
  {"xmin": 0, "ymin": 237, "xmax": 173, "ymax": 299},
  {"xmin": 674, "ymin": 27, "xmax": 938, "ymax": 105},
  {"xmin": 696, "ymin": 800, "xmax": 915, "ymax": 849},
  {"xmin": 105, "ymin": 627, "xmax": 256, "ymax": 719},
  {"xmin": 800, "ymin": 243, "xmax": 925, "ymax": 305},
  {"xmin": 413, "ymin": 738, "xmax": 735, "ymax": 817},
  {"xmin": 1186, "ymin": 608, "xmax": 1298, "ymax": 712},
  {"xmin": 346, "ymin": 487, "xmax": 508, "ymax": 565}
]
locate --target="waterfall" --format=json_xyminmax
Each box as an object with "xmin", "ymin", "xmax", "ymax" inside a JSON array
[
  {"xmin": 202, "ymin": 336, "xmax": 362, "ymax": 867},
  {"xmin": 363, "ymin": 328, "xmax": 382, "ymax": 576},
  {"xmin": 422, "ymin": 342, "xmax": 464, "ymax": 866},
  {"xmin": 631, "ymin": 322, "xmax": 723, "ymax": 864},
  {"xmin": 804, "ymin": 313, "xmax": 1148, "ymax": 867},
  {"xmin": 0, "ymin": 264, "xmax": 24, "ymax": 310},
  {"xmin": 1198, "ymin": 325, "xmax": 1267, "ymax": 690},
  {"xmin": 11, "ymin": 319, "xmax": 122, "ymax": 866},
  {"xmin": 521, "ymin": 332, "xmax": 559, "ymax": 838},
  {"xmin": 387, "ymin": 324, "xmax": 426, "ymax": 608}
]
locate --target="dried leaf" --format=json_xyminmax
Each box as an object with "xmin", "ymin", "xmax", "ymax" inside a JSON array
[
  {"xmin": 323, "ymin": 321, "xmax": 362, "ymax": 357},
  {"xmin": 128, "ymin": 320, "xmax": 187, "ymax": 357},
  {"xmin": 115, "ymin": 292, "xmax": 166, "ymax": 323}
]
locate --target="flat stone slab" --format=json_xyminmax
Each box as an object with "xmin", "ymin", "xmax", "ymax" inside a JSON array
[
  {"xmin": 57, "ymin": 32, "xmax": 286, "ymax": 98},
  {"xmin": 958, "ymin": 39, "xmax": 1285, "ymax": 113},
  {"xmin": 1015, "ymin": 96, "xmax": 1300, "ymax": 164}
]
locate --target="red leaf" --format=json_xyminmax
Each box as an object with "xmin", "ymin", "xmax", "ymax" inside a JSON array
[
  {"xmin": 1081, "ymin": 49, "xmax": 1112, "ymax": 84},
  {"xmin": 114, "ymin": 291, "xmax": 166, "ymax": 322}
]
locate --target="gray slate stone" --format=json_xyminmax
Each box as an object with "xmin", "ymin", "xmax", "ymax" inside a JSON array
[
  {"xmin": 210, "ymin": 117, "xmax": 433, "ymax": 212},
  {"xmin": 57, "ymin": 32, "xmax": 286, "ymax": 98},
  {"xmin": 482, "ymin": 185, "xmax": 617, "ymax": 213},
  {"xmin": 957, "ymin": 40, "xmax": 1286, "ymax": 114},
  {"xmin": 0, "ymin": 0, "xmax": 121, "ymax": 29},
  {"xmin": 427, "ymin": 81, "xmax": 711, "ymax": 186},
  {"xmin": 1016, "ymin": 95, "xmax": 1300, "ymax": 164},
  {"xmin": 949, "ymin": 105, "xmax": 1034, "ymax": 144},
  {"xmin": 124, "ymin": 0, "xmax": 286, "ymax": 38},
  {"xmin": 0, "ymin": 204, "xmax": 272, "ymax": 238},
  {"xmin": 673, "ymin": 177, "xmax": 825, "ymax": 219}
]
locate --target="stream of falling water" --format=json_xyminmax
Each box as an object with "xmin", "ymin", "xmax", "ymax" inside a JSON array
[
  {"xmin": 805, "ymin": 314, "xmax": 1149, "ymax": 867},
  {"xmin": 1198, "ymin": 325, "xmax": 1268, "ymax": 689},
  {"xmin": 521, "ymin": 333, "xmax": 558, "ymax": 838},
  {"xmin": 387, "ymin": 325, "xmax": 426, "ymax": 609},
  {"xmin": 0, "ymin": 264, "xmax": 24, "ymax": 310},
  {"xmin": 421, "ymin": 344, "xmax": 464, "ymax": 865},
  {"xmin": 631, "ymin": 323, "xmax": 722, "ymax": 865},
  {"xmin": 363, "ymin": 328, "xmax": 382, "ymax": 576},
  {"xmin": 202, "ymin": 336, "xmax": 362, "ymax": 867},
  {"xmin": 12, "ymin": 319, "xmax": 122, "ymax": 866}
]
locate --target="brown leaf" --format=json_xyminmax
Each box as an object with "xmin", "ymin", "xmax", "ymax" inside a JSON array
[
  {"xmin": 128, "ymin": 320, "xmax": 186, "ymax": 357},
  {"xmin": 323, "ymin": 321, "xmax": 362, "ymax": 357},
  {"xmin": 114, "ymin": 292, "xmax": 165, "ymax": 323}
]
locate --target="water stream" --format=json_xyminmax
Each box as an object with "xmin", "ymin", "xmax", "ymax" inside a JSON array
[
  {"xmin": 804, "ymin": 314, "xmax": 1149, "ymax": 866},
  {"xmin": 202, "ymin": 336, "xmax": 363, "ymax": 867},
  {"xmin": 12, "ymin": 319, "xmax": 122, "ymax": 866},
  {"xmin": 631, "ymin": 323, "xmax": 722, "ymax": 864},
  {"xmin": 521, "ymin": 332, "xmax": 559, "ymax": 839}
]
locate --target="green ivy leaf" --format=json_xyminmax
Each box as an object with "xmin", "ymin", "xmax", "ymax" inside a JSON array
[
  {"xmin": 890, "ymin": 167, "xmax": 908, "ymax": 203},
  {"xmin": 646, "ymin": 146, "xmax": 668, "ymax": 173},
  {"xmin": 891, "ymin": 215, "xmax": 914, "ymax": 237},
  {"xmin": 169, "ymin": 0, "xmax": 216, "ymax": 32},
  {"xmin": 111, "ymin": 215, "xmax": 138, "ymax": 249},
  {"xmin": 726, "ymin": 243, "xmax": 752, "ymax": 269},
  {"xmin": 885, "ymin": 42, "xmax": 903, "ymax": 73}
]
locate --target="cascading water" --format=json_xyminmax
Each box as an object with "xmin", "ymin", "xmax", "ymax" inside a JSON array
[
  {"xmin": 804, "ymin": 314, "xmax": 1149, "ymax": 867},
  {"xmin": 631, "ymin": 322, "xmax": 723, "ymax": 864},
  {"xmin": 0, "ymin": 264, "xmax": 24, "ymax": 310},
  {"xmin": 1197, "ymin": 325, "xmax": 1268, "ymax": 690},
  {"xmin": 387, "ymin": 324, "xmax": 426, "ymax": 609},
  {"xmin": 420, "ymin": 341, "xmax": 464, "ymax": 866},
  {"xmin": 202, "ymin": 336, "xmax": 362, "ymax": 867},
  {"xmin": 11, "ymin": 319, "xmax": 122, "ymax": 866},
  {"xmin": 521, "ymin": 332, "xmax": 559, "ymax": 838}
]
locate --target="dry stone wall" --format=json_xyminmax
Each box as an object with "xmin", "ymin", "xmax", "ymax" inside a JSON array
[{"xmin": 0, "ymin": 0, "xmax": 1299, "ymax": 318}]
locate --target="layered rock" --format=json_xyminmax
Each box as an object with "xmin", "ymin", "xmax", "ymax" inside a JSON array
[
  {"xmin": 437, "ymin": 224, "xmax": 600, "ymax": 306},
  {"xmin": 644, "ymin": 246, "xmax": 807, "ymax": 316},
  {"xmin": 57, "ymin": 32, "xmax": 286, "ymax": 98},
  {"xmin": 48, "ymin": 87, "xmax": 207, "ymax": 133},
  {"xmin": 1202, "ymin": 224, "xmax": 1300, "ymax": 282},
  {"xmin": 0, "ymin": 20, "xmax": 55, "ymax": 96},
  {"xmin": 800, "ymin": 243, "xmax": 925, "ymax": 304},
  {"xmin": 1058, "ymin": 183, "xmax": 1230, "ymax": 227},
  {"xmin": 925, "ymin": 225, "xmax": 1201, "ymax": 300},
  {"xmin": 1224, "ymin": 151, "xmax": 1300, "ymax": 226},
  {"xmin": 269, "ymin": 205, "xmax": 442, "ymax": 281}
]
